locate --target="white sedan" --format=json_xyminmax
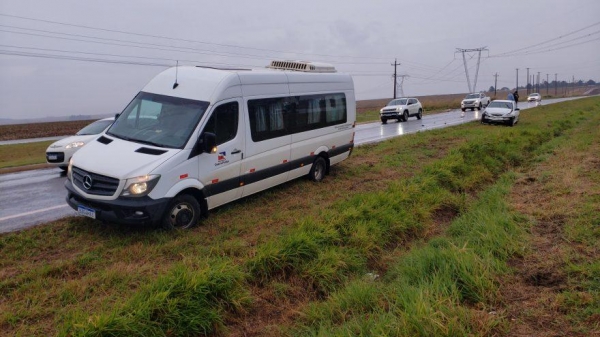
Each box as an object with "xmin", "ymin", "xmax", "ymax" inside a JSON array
[
  {"xmin": 45, "ymin": 117, "xmax": 114, "ymax": 170},
  {"xmin": 527, "ymin": 93, "xmax": 542, "ymax": 102},
  {"xmin": 481, "ymin": 100, "xmax": 520, "ymax": 127}
]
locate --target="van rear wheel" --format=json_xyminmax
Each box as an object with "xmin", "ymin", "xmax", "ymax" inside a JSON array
[
  {"xmin": 162, "ymin": 194, "xmax": 201, "ymax": 230},
  {"xmin": 309, "ymin": 156, "xmax": 327, "ymax": 182}
]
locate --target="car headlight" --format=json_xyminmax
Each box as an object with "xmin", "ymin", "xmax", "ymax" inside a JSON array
[
  {"xmin": 66, "ymin": 141, "xmax": 85, "ymax": 149},
  {"xmin": 121, "ymin": 175, "xmax": 160, "ymax": 197}
]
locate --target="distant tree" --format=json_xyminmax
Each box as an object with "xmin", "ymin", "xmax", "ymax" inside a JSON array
[
  {"xmin": 586, "ymin": 79, "xmax": 596, "ymax": 85},
  {"xmin": 500, "ymin": 87, "xmax": 509, "ymax": 91},
  {"xmin": 488, "ymin": 86, "xmax": 495, "ymax": 92}
]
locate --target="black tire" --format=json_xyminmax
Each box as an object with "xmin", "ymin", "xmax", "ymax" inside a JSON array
[
  {"xmin": 481, "ymin": 117, "xmax": 486, "ymax": 124},
  {"xmin": 477, "ymin": 103, "xmax": 482, "ymax": 110},
  {"xmin": 59, "ymin": 166, "xmax": 68, "ymax": 172},
  {"xmin": 381, "ymin": 117, "xmax": 387, "ymax": 124},
  {"xmin": 402, "ymin": 110, "xmax": 409, "ymax": 122},
  {"xmin": 162, "ymin": 194, "xmax": 201, "ymax": 230},
  {"xmin": 417, "ymin": 109, "xmax": 423, "ymax": 120},
  {"xmin": 309, "ymin": 156, "xmax": 327, "ymax": 182},
  {"xmin": 461, "ymin": 108, "xmax": 466, "ymax": 112},
  {"xmin": 471, "ymin": 107, "xmax": 475, "ymax": 111},
  {"xmin": 508, "ymin": 117, "xmax": 516, "ymax": 127}
]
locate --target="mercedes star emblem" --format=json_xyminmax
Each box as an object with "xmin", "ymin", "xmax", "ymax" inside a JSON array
[{"xmin": 83, "ymin": 175, "xmax": 93, "ymax": 190}]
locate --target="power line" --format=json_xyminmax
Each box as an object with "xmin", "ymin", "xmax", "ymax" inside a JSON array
[
  {"xmin": 491, "ymin": 20, "xmax": 600, "ymax": 57},
  {"xmin": 0, "ymin": 49, "xmax": 171, "ymax": 67},
  {"xmin": 0, "ymin": 12, "xmax": 394, "ymax": 61}
]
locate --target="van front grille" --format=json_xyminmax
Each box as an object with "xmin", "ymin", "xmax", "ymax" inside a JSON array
[{"xmin": 72, "ymin": 166, "xmax": 120, "ymax": 196}]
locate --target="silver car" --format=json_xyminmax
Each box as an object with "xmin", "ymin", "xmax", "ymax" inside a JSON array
[
  {"xmin": 379, "ymin": 97, "xmax": 423, "ymax": 124},
  {"xmin": 45, "ymin": 117, "xmax": 114, "ymax": 170},
  {"xmin": 480, "ymin": 100, "xmax": 520, "ymax": 127}
]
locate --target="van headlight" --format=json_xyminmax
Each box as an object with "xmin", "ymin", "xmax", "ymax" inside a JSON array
[
  {"xmin": 121, "ymin": 175, "xmax": 160, "ymax": 197},
  {"xmin": 66, "ymin": 141, "xmax": 85, "ymax": 149}
]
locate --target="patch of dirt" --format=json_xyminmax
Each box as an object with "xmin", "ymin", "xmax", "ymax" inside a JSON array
[
  {"xmin": 225, "ymin": 278, "xmax": 316, "ymax": 337},
  {"xmin": 0, "ymin": 120, "xmax": 94, "ymax": 141},
  {"xmin": 498, "ymin": 131, "xmax": 600, "ymax": 336}
]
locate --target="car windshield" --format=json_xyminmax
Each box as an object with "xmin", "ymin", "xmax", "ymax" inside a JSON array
[
  {"xmin": 76, "ymin": 119, "xmax": 114, "ymax": 135},
  {"xmin": 466, "ymin": 94, "xmax": 479, "ymax": 99},
  {"xmin": 387, "ymin": 99, "xmax": 407, "ymax": 106},
  {"xmin": 107, "ymin": 92, "xmax": 209, "ymax": 149},
  {"xmin": 488, "ymin": 101, "xmax": 513, "ymax": 109},
  {"xmin": 530, "ymin": 94, "xmax": 539, "ymax": 97}
]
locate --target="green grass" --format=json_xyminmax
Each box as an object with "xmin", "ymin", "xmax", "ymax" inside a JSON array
[
  {"xmin": 0, "ymin": 141, "xmax": 52, "ymax": 169},
  {"xmin": 1, "ymin": 97, "xmax": 599, "ymax": 336}
]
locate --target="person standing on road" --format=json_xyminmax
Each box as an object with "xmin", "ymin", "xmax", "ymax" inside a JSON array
[
  {"xmin": 507, "ymin": 91, "xmax": 515, "ymax": 102},
  {"xmin": 513, "ymin": 90, "xmax": 519, "ymax": 107}
]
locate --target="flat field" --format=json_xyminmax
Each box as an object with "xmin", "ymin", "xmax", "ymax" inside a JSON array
[{"xmin": 1, "ymin": 97, "xmax": 598, "ymax": 336}]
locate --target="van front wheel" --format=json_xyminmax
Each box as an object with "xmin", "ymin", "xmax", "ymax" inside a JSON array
[
  {"xmin": 309, "ymin": 156, "xmax": 327, "ymax": 182},
  {"xmin": 162, "ymin": 194, "xmax": 201, "ymax": 230}
]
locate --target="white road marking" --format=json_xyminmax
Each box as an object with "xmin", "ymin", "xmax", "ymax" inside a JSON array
[{"xmin": 0, "ymin": 204, "xmax": 70, "ymax": 222}]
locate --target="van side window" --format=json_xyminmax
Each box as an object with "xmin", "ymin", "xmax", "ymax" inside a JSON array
[
  {"xmin": 248, "ymin": 98, "xmax": 290, "ymax": 142},
  {"xmin": 248, "ymin": 93, "xmax": 346, "ymax": 142},
  {"xmin": 204, "ymin": 102, "xmax": 239, "ymax": 145}
]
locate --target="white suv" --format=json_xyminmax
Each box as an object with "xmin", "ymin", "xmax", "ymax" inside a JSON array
[{"xmin": 379, "ymin": 97, "xmax": 423, "ymax": 124}]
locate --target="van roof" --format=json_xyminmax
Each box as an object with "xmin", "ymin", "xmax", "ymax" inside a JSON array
[{"xmin": 141, "ymin": 66, "xmax": 353, "ymax": 103}]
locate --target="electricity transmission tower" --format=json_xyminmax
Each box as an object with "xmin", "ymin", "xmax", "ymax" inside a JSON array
[
  {"xmin": 455, "ymin": 47, "xmax": 488, "ymax": 93},
  {"xmin": 393, "ymin": 74, "xmax": 410, "ymax": 97}
]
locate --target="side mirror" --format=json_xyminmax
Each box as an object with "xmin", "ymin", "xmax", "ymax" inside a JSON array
[
  {"xmin": 114, "ymin": 113, "xmax": 121, "ymax": 120},
  {"xmin": 515, "ymin": 108, "xmax": 520, "ymax": 111},
  {"xmin": 199, "ymin": 132, "xmax": 217, "ymax": 154}
]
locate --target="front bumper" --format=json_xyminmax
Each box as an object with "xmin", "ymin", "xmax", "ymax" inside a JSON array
[
  {"xmin": 65, "ymin": 179, "xmax": 169, "ymax": 226},
  {"xmin": 482, "ymin": 114, "xmax": 513, "ymax": 123},
  {"xmin": 46, "ymin": 152, "xmax": 67, "ymax": 166},
  {"xmin": 461, "ymin": 101, "xmax": 480, "ymax": 108},
  {"xmin": 380, "ymin": 110, "xmax": 401, "ymax": 118}
]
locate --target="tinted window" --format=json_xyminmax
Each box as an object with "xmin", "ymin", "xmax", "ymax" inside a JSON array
[
  {"xmin": 203, "ymin": 102, "xmax": 239, "ymax": 146},
  {"xmin": 248, "ymin": 93, "xmax": 347, "ymax": 142}
]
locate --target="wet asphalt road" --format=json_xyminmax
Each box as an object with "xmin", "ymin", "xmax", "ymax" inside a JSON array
[{"xmin": 0, "ymin": 97, "xmax": 586, "ymax": 233}]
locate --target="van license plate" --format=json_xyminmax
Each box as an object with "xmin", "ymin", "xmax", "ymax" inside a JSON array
[
  {"xmin": 78, "ymin": 205, "xmax": 96, "ymax": 219},
  {"xmin": 48, "ymin": 155, "xmax": 57, "ymax": 160}
]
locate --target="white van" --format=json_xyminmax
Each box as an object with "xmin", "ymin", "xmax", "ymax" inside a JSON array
[{"xmin": 65, "ymin": 61, "xmax": 356, "ymax": 229}]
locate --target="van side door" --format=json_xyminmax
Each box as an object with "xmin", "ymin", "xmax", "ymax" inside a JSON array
[
  {"xmin": 241, "ymin": 96, "xmax": 292, "ymax": 197},
  {"xmin": 198, "ymin": 100, "xmax": 245, "ymax": 209}
]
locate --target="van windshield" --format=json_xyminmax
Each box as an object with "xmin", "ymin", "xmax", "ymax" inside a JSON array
[{"xmin": 107, "ymin": 92, "xmax": 209, "ymax": 149}]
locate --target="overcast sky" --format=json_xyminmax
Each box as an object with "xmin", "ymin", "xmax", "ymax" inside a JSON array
[{"xmin": 1, "ymin": 0, "xmax": 599, "ymax": 120}]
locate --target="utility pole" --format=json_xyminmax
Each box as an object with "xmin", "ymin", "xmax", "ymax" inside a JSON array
[
  {"xmin": 493, "ymin": 72, "xmax": 499, "ymax": 98},
  {"xmin": 515, "ymin": 68, "xmax": 519, "ymax": 92},
  {"xmin": 456, "ymin": 47, "xmax": 488, "ymax": 92},
  {"xmin": 554, "ymin": 73, "xmax": 558, "ymax": 96},
  {"xmin": 526, "ymin": 68, "xmax": 530, "ymax": 94},
  {"xmin": 391, "ymin": 59, "xmax": 400, "ymax": 99},
  {"xmin": 537, "ymin": 72, "xmax": 541, "ymax": 93},
  {"xmin": 546, "ymin": 74, "xmax": 549, "ymax": 96}
]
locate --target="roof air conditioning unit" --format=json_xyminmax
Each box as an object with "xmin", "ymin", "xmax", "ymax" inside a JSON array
[{"xmin": 267, "ymin": 60, "xmax": 336, "ymax": 73}]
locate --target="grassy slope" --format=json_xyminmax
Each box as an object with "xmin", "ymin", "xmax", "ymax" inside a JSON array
[
  {"xmin": 0, "ymin": 97, "xmax": 598, "ymax": 336},
  {"xmin": 0, "ymin": 141, "xmax": 53, "ymax": 169}
]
